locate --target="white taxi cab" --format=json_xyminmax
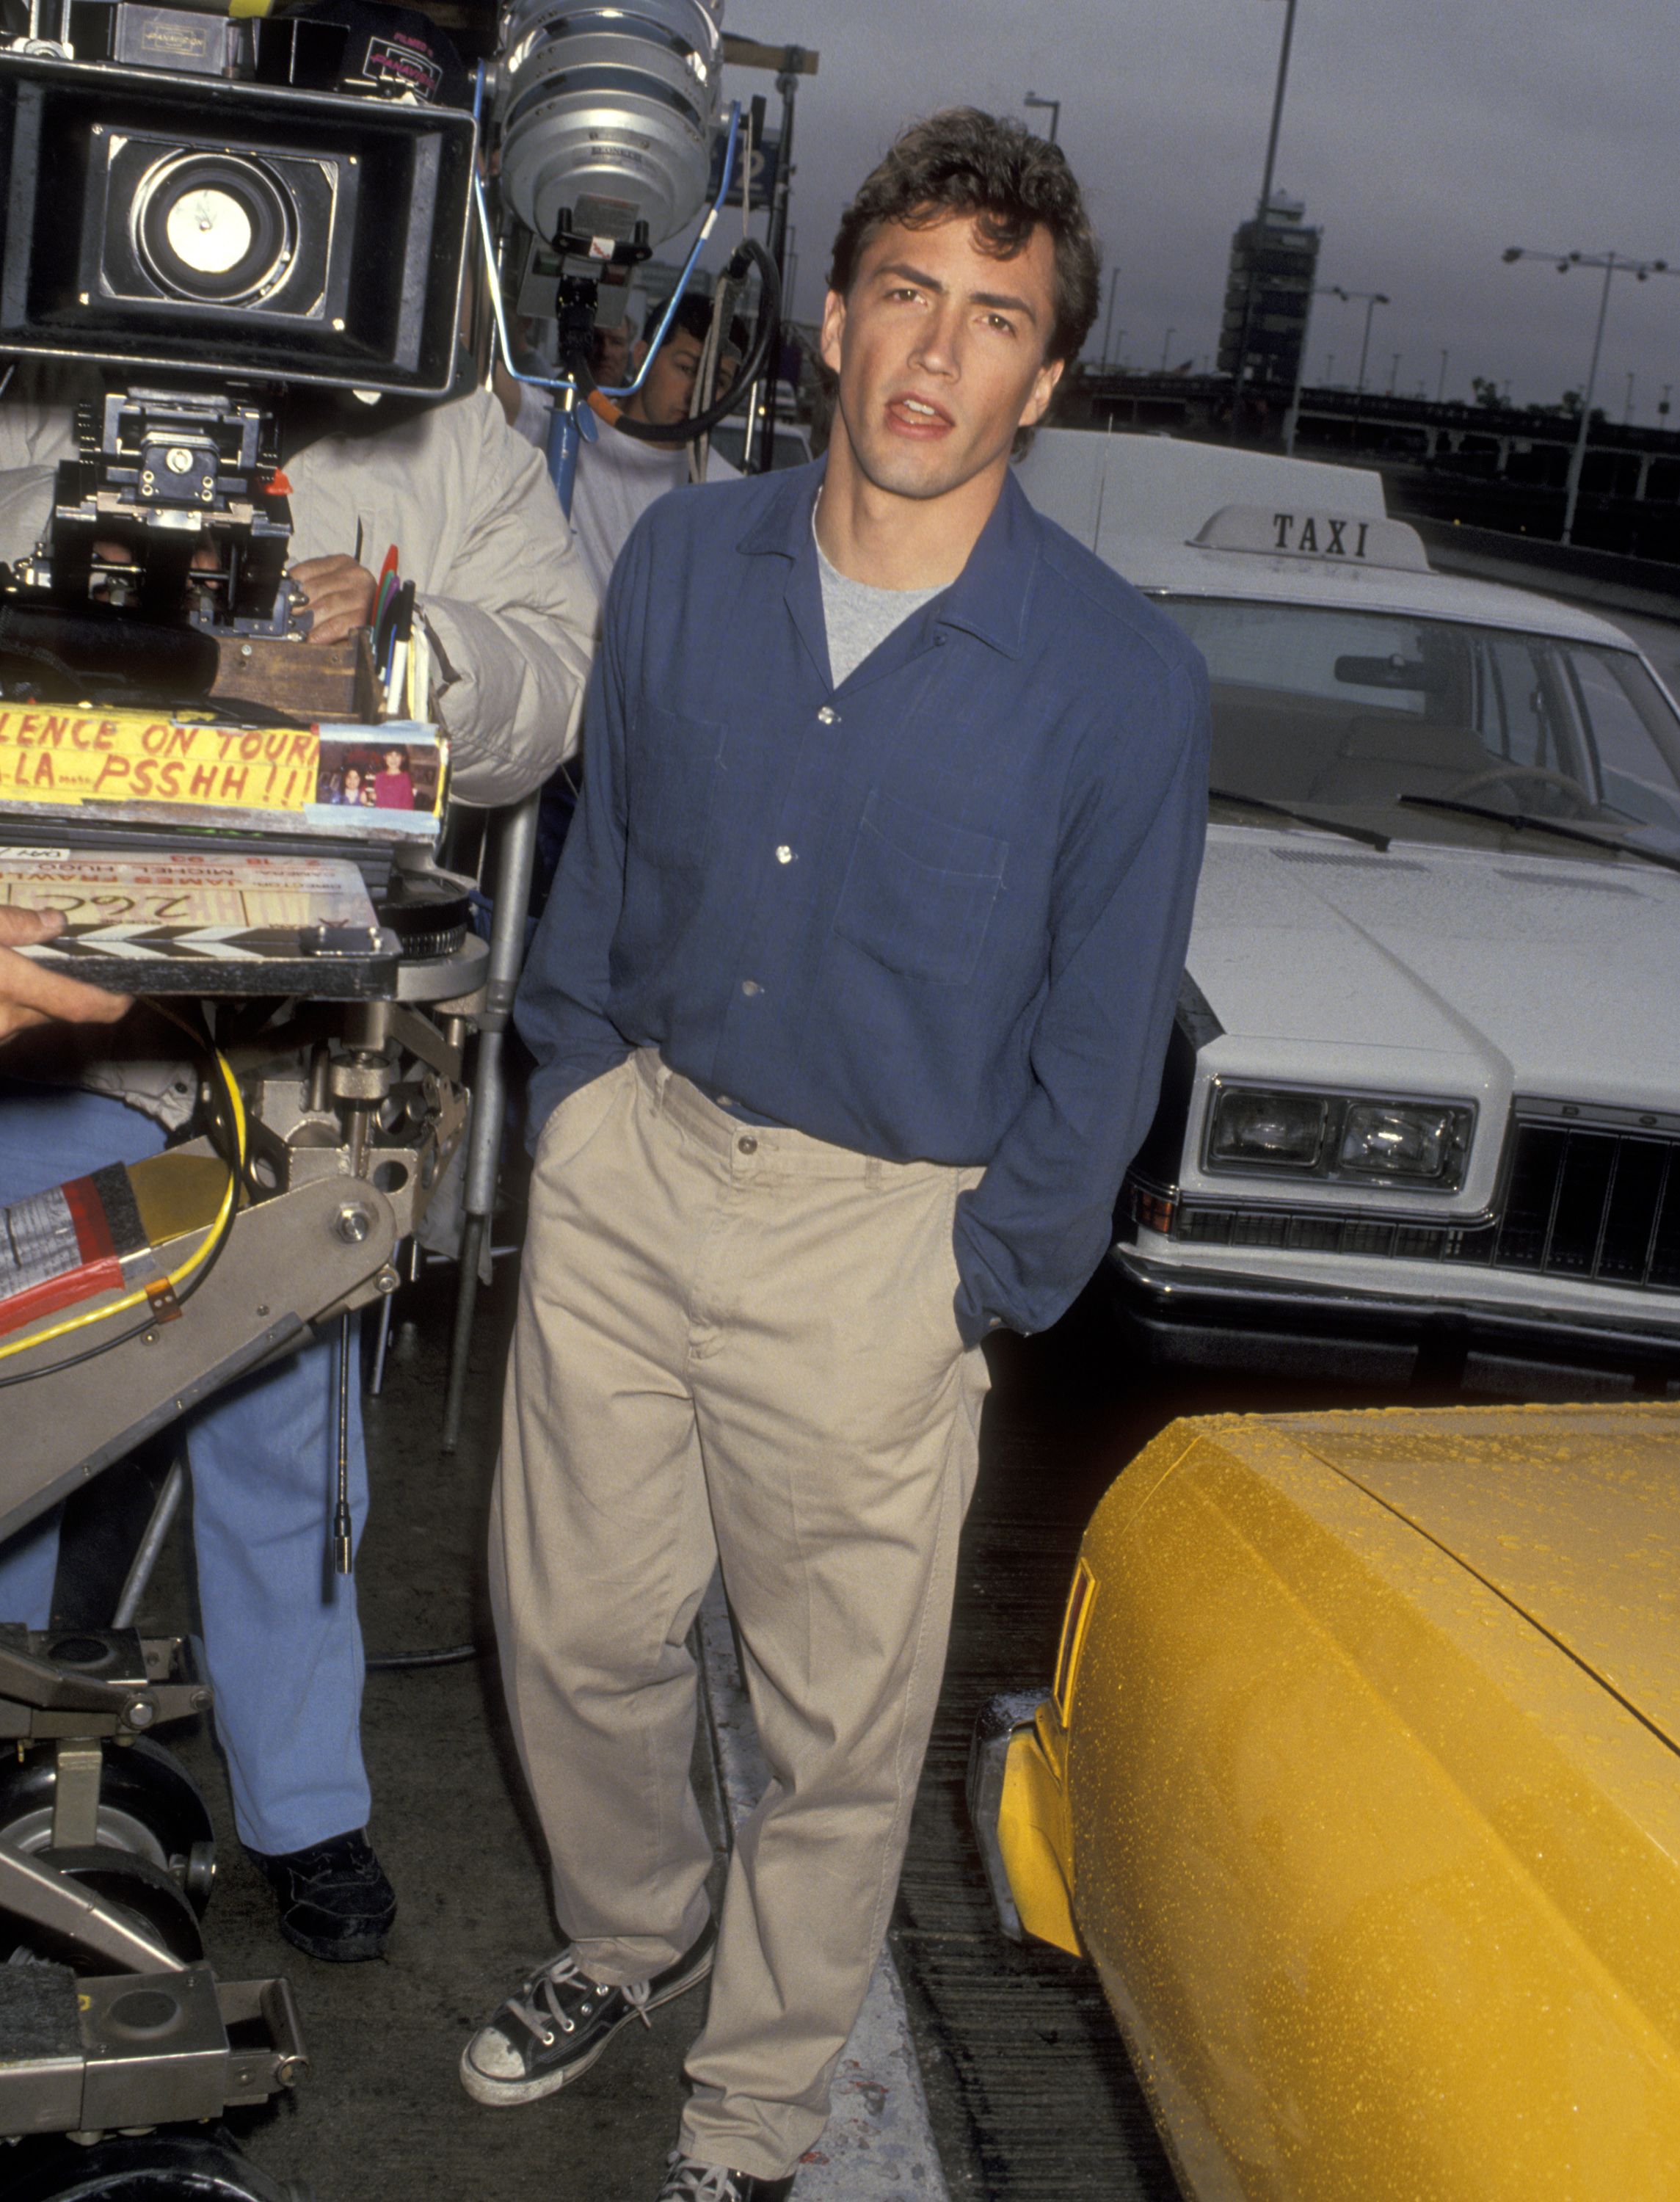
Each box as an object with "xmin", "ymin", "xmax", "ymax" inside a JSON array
[{"xmin": 1017, "ymin": 432, "xmax": 1680, "ymax": 1397}]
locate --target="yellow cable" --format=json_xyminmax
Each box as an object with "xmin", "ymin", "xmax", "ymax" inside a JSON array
[{"xmin": 0, "ymin": 1017, "xmax": 247, "ymax": 1365}]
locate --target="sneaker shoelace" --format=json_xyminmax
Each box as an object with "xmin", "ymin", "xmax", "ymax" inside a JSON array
[
  {"xmin": 661, "ymin": 2159, "xmax": 743, "ymax": 2201},
  {"xmin": 503, "ymin": 1952, "xmax": 652, "ymax": 2046}
]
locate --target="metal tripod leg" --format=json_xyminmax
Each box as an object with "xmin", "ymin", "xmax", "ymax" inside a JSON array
[
  {"xmin": 441, "ymin": 789, "xmax": 539, "ymax": 1452},
  {"xmin": 112, "ymin": 1458, "xmax": 187, "ymax": 1628}
]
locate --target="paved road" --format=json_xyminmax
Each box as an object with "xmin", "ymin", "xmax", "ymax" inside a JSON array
[{"xmin": 0, "ymin": 1216, "xmax": 1535, "ymax": 2202}]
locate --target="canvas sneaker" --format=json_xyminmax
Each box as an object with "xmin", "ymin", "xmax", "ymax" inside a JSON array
[
  {"xmin": 655, "ymin": 2154, "xmax": 794, "ymax": 2201},
  {"xmin": 459, "ymin": 1916, "xmax": 717, "ymax": 2107}
]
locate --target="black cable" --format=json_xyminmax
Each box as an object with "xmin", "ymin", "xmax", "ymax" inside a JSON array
[
  {"xmin": 564, "ymin": 239, "xmax": 783, "ymax": 447},
  {"xmin": 365, "ymin": 1643, "xmax": 482, "ymax": 1671}
]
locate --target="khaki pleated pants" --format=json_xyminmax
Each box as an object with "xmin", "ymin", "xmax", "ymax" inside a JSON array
[{"xmin": 491, "ymin": 1048, "xmax": 989, "ymax": 2179}]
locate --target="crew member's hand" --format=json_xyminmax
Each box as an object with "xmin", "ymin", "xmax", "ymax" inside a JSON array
[
  {"xmin": 0, "ymin": 908, "xmax": 131, "ymax": 1043},
  {"xmin": 290, "ymin": 555, "xmax": 379, "ymax": 647}
]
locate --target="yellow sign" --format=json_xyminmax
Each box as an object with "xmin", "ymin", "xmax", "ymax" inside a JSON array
[{"xmin": 0, "ymin": 707, "xmax": 320, "ymax": 812}]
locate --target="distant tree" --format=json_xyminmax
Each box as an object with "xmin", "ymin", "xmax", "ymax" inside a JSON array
[{"xmin": 1470, "ymin": 376, "xmax": 1506, "ymax": 410}]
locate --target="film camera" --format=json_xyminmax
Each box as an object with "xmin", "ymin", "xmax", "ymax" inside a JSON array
[{"xmin": 0, "ymin": 0, "xmax": 476, "ymax": 651}]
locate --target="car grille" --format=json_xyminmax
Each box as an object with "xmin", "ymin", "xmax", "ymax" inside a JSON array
[
  {"xmin": 1493, "ymin": 1119, "xmax": 1680, "ymax": 1290},
  {"xmin": 1155, "ymin": 1110, "xmax": 1680, "ymax": 1296}
]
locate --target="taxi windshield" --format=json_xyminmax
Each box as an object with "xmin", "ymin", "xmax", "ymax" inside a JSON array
[{"xmin": 1157, "ymin": 598, "xmax": 1680, "ymax": 846}]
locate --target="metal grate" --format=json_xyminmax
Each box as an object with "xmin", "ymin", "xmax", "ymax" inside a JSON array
[{"xmin": 1492, "ymin": 1122, "xmax": 1680, "ymax": 1292}]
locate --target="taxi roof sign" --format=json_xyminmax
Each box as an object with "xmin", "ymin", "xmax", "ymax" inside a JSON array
[{"xmin": 1193, "ymin": 505, "xmax": 1432, "ymax": 573}]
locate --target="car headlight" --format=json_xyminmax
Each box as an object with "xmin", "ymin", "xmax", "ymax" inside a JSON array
[
  {"xmin": 1206, "ymin": 1085, "xmax": 1474, "ymax": 1191},
  {"xmin": 1338, "ymin": 1102, "xmax": 1469, "ymax": 1180},
  {"xmin": 1209, "ymin": 1089, "xmax": 1328, "ymax": 1167}
]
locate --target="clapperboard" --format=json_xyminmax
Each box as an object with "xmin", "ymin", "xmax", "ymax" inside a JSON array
[{"xmin": 2, "ymin": 849, "xmax": 401, "ymax": 995}]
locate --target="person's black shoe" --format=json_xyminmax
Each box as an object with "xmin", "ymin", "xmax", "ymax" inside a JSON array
[
  {"xmin": 245, "ymin": 1828, "xmax": 396, "ymax": 1961},
  {"xmin": 655, "ymin": 2154, "xmax": 795, "ymax": 2201},
  {"xmin": 459, "ymin": 1916, "xmax": 717, "ymax": 2107}
]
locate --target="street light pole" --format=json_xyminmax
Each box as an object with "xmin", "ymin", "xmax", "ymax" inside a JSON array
[
  {"xmin": 1354, "ymin": 292, "xmax": 1386, "ymax": 396},
  {"xmin": 1284, "ymin": 280, "xmax": 1350, "ymax": 455},
  {"xmin": 1160, "ymin": 326, "xmax": 1176, "ymax": 371},
  {"xmin": 1228, "ymin": 0, "xmax": 1298, "ymax": 442},
  {"xmin": 1502, "ymin": 244, "xmax": 1676, "ymax": 543},
  {"xmin": 1023, "ymin": 91, "xmax": 1061, "ymax": 143}
]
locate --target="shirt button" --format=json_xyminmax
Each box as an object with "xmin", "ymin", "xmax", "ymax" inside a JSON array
[
  {"xmin": 775, "ymin": 844, "xmax": 794, "ymax": 864},
  {"xmin": 817, "ymin": 705, "xmax": 838, "ymax": 724},
  {"xmin": 741, "ymin": 978, "xmax": 760, "ymax": 995},
  {"xmin": 738, "ymin": 1135, "xmax": 758, "ymax": 1155}
]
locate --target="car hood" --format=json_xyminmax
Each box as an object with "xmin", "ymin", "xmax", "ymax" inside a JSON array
[
  {"xmin": 1188, "ymin": 824, "xmax": 1680, "ymax": 1110},
  {"xmin": 1275, "ymin": 1403, "xmax": 1680, "ymax": 1753}
]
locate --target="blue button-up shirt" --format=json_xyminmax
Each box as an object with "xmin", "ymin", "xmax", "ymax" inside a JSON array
[{"xmin": 515, "ymin": 457, "xmax": 1209, "ymax": 1344}]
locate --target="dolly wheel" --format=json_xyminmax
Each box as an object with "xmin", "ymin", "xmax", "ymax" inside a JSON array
[
  {"xmin": 0, "ymin": 1739, "xmax": 216, "ymax": 1914},
  {"xmin": 4, "ymin": 2130, "xmax": 313, "ymax": 2202}
]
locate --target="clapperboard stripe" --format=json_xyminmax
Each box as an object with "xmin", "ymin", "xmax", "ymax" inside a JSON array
[{"xmin": 32, "ymin": 926, "xmax": 309, "ymax": 964}]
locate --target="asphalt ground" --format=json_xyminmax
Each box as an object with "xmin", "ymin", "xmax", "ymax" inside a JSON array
[{"xmin": 7, "ymin": 1218, "xmax": 1472, "ymax": 2202}]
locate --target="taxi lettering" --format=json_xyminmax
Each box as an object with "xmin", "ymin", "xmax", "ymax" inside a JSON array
[{"xmin": 1270, "ymin": 512, "xmax": 1371, "ymax": 559}]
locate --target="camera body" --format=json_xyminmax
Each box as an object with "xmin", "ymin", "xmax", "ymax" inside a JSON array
[
  {"xmin": 0, "ymin": 0, "xmax": 476, "ymax": 642},
  {"xmin": 0, "ymin": 0, "xmax": 475, "ymax": 394}
]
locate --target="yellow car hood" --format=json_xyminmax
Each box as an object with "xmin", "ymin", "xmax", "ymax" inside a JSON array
[{"xmin": 1276, "ymin": 1402, "xmax": 1680, "ymax": 1754}]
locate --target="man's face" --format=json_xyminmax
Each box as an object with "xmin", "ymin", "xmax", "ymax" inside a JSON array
[
  {"xmin": 592, "ymin": 319, "xmax": 633, "ymax": 385},
  {"xmin": 625, "ymin": 329, "xmax": 708, "ymax": 429},
  {"xmin": 820, "ymin": 214, "xmax": 1063, "ymax": 506}
]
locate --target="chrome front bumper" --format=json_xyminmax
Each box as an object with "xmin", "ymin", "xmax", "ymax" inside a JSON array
[{"xmin": 1106, "ymin": 1245, "xmax": 1680, "ymax": 1394}]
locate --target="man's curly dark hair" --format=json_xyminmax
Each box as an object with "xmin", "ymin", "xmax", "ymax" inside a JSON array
[{"xmin": 827, "ymin": 108, "xmax": 1102, "ymax": 365}]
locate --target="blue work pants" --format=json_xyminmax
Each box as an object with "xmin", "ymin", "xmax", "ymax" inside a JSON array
[{"xmin": 0, "ymin": 1083, "xmax": 372, "ymax": 1854}]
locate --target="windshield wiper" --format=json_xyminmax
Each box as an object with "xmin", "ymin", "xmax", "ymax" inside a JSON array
[
  {"xmin": 1209, "ymin": 787, "xmax": 1391, "ymax": 852},
  {"xmin": 1398, "ymin": 794, "xmax": 1680, "ymax": 878}
]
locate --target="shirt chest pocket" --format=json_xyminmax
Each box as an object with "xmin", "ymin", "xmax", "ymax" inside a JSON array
[{"xmin": 834, "ymin": 789, "xmax": 1008, "ymax": 987}]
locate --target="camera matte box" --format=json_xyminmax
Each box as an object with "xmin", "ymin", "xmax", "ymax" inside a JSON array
[{"xmin": 0, "ymin": 52, "xmax": 474, "ymax": 392}]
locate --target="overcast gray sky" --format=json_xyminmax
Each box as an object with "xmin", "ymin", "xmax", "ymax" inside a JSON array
[{"xmin": 709, "ymin": 0, "xmax": 1680, "ymax": 421}]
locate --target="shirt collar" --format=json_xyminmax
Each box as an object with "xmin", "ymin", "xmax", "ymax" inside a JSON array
[{"xmin": 738, "ymin": 456, "xmax": 1045, "ymax": 663}]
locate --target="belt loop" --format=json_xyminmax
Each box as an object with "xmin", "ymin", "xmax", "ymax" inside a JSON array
[
  {"xmin": 865, "ymin": 1154, "xmax": 882, "ymax": 1187},
  {"xmin": 643, "ymin": 1047, "xmax": 669, "ymax": 1113}
]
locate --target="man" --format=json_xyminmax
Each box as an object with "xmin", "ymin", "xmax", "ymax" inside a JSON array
[
  {"xmin": 0, "ymin": 371, "xmax": 596, "ymax": 1958},
  {"xmin": 567, "ymin": 291, "xmax": 746, "ymax": 606},
  {"xmin": 591, "ymin": 308, "xmax": 641, "ymax": 390},
  {"xmin": 465, "ymin": 111, "xmax": 1208, "ymax": 2200}
]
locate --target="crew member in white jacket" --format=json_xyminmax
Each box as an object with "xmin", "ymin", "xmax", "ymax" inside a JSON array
[{"xmin": 0, "ymin": 371, "xmax": 596, "ymax": 1959}]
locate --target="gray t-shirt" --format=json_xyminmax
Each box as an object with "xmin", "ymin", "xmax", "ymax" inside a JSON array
[{"xmin": 814, "ymin": 523, "xmax": 945, "ymax": 686}]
